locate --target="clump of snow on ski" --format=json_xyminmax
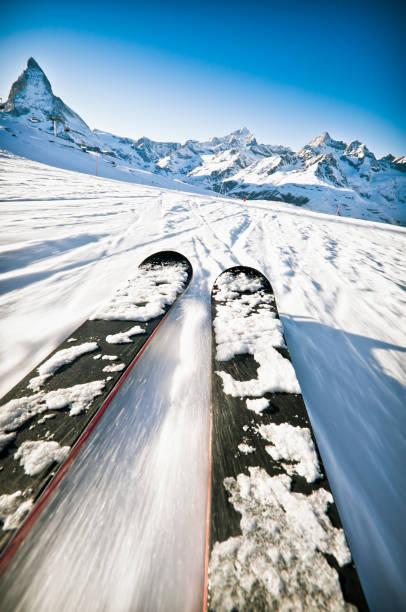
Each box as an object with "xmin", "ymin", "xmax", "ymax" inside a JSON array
[
  {"xmin": 259, "ymin": 422, "xmax": 321, "ymax": 482},
  {"xmin": 44, "ymin": 380, "xmax": 106, "ymax": 415},
  {"xmin": 0, "ymin": 250, "xmax": 192, "ymax": 565},
  {"xmin": 28, "ymin": 342, "xmax": 99, "ymax": 391},
  {"xmin": 210, "ymin": 468, "xmax": 352, "ymax": 611},
  {"xmin": 213, "ymin": 271, "xmax": 300, "ymax": 395},
  {"xmin": 213, "ymin": 273, "xmax": 285, "ymax": 361},
  {"xmin": 15, "ymin": 441, "xmax": 70, "ymax": 476},
  {"xmin": 246, "ymin": 397, "xmax": 268, "ymax": 414},
  {"xmin": 102, "ymin": 363, "xmax": 125, "ymax": 373},
  {"xmin": 0, "ymin": 492, "xmax": 33, "ymax": 531},
  {"xmin": 0, "ymin": 380, "xmax": 106, "ymax": 438},
  {"xmin": 208, "ymin": 266, "xmax": 367, "ymax": 611},
  {"xmin": 0, "ymin": 433, "xmax": 16, "ymax": 454},
  {"xmin": 91, "ymin": 262, "xmax": 189, "ymax": 322},
  {"xmin": 105, "ymin": 325, "xmax": 144, "ymax": 344}
]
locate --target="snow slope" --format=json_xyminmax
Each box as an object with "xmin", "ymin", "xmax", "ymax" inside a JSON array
[
  {"xmin": 0, "ymin": 115, "xmax": 209, "ymax": 196},
  {"xmin": 0, "ymin": 151, "xmax": 405, "ymax": 610}
]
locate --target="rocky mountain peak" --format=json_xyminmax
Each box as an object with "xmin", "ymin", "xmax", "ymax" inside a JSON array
[
  {"xmin": 5, "ymin": 57, "xmax": 53, "ymax": 116},
  {"xmin": 210, "ymin": 127, "xmax": 256, "ymax": 149},
  {"xmin": 4, "ymin": 57, "xmax": 90, "ymax": 135},
  {"xmin": 345, "ymin": 140, "xmax": 374, "ymax": 158},
  {"xmin": 233, "ymin": 127, "xmax": 252, "ymax": 137},
  {"xmin": 27, "ymin": 57, "xmax": 42, "ymax": 71},
  {"xmin": 308, "ymin": 131, "xmax": 332, "ymax": 147},
  {"xmin": 301, "ymin": 132, "xmax": 346, "ymax": 159},
  {"xmin": 229, "ymin": 127, "xmax": 256, "ymax": 145}
]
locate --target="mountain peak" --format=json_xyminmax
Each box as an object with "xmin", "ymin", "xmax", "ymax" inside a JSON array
[
  {"xmin": 230, "ymin": 127, "xmax": 254, "ymax": 139},
  {"xmin": 306, "ymin": 131, "xmax": 347, "ymax": 154},
  {"xmin": 233, "ymin": 127, "xmax": 251, "ymax": 136},
  {"xmin": 27, "ymin": 57, "xmax": 42, "ymax": 71},
  {"xmin": 4, "ymin": 56, "xmax": 90, "ymax": 134},
  {"xmin": 308, "ymin": 131, "xmax": 332, "ymax": 147},
  {"xmin": 5, "ymin": 57, "xmax": 53, "ymax": 117},
  {"xmin": 225, "ymin": 127, "xmax": 256, "ymax": 147}
]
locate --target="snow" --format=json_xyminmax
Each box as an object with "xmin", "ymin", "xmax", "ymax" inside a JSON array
[
  {"xmin": 0, "ymin": 117, "xmax": 210, "ymax": 196},
  {"xmin": 28, "ymin": 342, "xmax": 98, "ymax": 390},
  {"xmin": 0, "ymin": 392, "xmax": 47, "ymax": 434},
  {"xmin": 102, "ymin": 363, "xmax": 125, "ymax": 373},
  {"xmin": 1, "ymin": 99, "xmax": 405, "ymax": 226},
  {"xmin": 209, "ymin": 468, "xmax": 351, "ymax": 611},
  {"xmin": 259, "ymin": 422, "xmax": 321, "ymax": 482},
  {"xmin": 37, "ymin": 414, "xmax": 56, "ymax": 424},
  {"xmin": 0, "ymin": 492, "xmax": 33, "ymax": 531},
  {"xmin": 0, "ymin": 151, "xmax": 405, "ymax": 610},
  {"xmin": 44, "ymin": 380, "xmax": 106, "ymax": 416},
  {"xmin": 246, "ymin": 397, "xmax": 269, "ymax": 414},
  {"xmin": 0, "ymin": 381, "xmax": 106, "ymax": 436},
  {"xmin": 0, "ymin": 432, "xmax": 16, "ymax": 453},
  {"xmin": 91, "ymin": 263, "xmax": 188, "ymax": 321},
  {"xmin": 14, "ymin": 440, "xmax": 70, "ymax": 476},
  {"xmin": 213, "ymin": 270, "xmax": 300, "ymax": 394},
  {"xmin": 237, "ymin": 443, "xmax": 255, "ymax": 454},
  {"xmin": 216, "ymin": 348, "xmax": 300, "ymax": 395},
  {"xmin": 105, "ymin": 325, "xmax": 145, "ymax": 344}
]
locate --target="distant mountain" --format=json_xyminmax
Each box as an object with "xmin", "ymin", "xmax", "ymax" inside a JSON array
[
  {"xmin": 4, "ymin": 57, "xmax": 91, "ymax": 138},
  {"xmin": 1, "ymin": 58, "xmax": 405, "ymax": 225}
]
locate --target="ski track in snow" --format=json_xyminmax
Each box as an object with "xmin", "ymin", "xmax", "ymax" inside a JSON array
[{"xmin": 0, "ymin": 151, "xmax": 405, "ymax": 611}]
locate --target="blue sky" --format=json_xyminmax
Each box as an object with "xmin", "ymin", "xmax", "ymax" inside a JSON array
[{"xmin": 0, "ymin": 0, "xmax": 405, "ymax": 155}]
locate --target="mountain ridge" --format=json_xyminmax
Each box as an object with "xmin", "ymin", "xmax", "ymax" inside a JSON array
[{"xmin": 1, "ymin": 57, "xmax": 405, "ymax": 225}]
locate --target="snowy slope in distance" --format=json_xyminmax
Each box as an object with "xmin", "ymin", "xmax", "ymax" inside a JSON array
[
  {"xmin": 0, "ymin": 151, "xmax": 405, "ymax": 611},
  {"xmin": 1, "ymin": 57, "xmax": 405, "ymax": 226}
]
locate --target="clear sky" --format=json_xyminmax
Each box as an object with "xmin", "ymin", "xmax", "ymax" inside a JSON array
[{"xmin": 0, "ymin": 0, "xmax": 405, "ymax": 156}]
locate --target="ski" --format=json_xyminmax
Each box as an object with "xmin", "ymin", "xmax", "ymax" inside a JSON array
[
  {"xmin": 0, "ymin": 250, "xmax": 192, "ymax": 565},
  {"xmin": 205, "ymin": 266, "xmax": 368, "ymax": 611}
]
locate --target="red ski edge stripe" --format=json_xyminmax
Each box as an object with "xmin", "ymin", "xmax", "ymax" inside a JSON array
[
  {"xmin": 0, "ymin": 306, "xmax": 174, "ymax": 579},
  {"xmin": 202, "ymin": 356, "xmax": 213, "ymax": 612}
]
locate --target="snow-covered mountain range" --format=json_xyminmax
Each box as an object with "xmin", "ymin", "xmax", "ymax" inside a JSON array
[{"xmin": 1, "ymin": 57, "xmax": 405, "ymax": 225}]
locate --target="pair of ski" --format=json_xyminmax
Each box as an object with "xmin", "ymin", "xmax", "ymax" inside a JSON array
[{"xmin": 0, "ymin": 251, "xmax": 367, "ymax": 609}]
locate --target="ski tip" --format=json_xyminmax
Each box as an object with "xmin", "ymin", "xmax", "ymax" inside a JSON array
[
  {"xmin": 213, "ymin": 265, "xmax": 273, "ymax": 292},
  {"xmin": 140, "ymin": 250, "xmax": 190, "ymax": 268},
  {"xmin": 140, "ymin": 250, "xmax": 193, "ymax": 286}
]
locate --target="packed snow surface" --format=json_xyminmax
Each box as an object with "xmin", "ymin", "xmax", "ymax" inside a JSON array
[{"xmin": 0, "ymin": 151, "xmax": 405, "ymax": 611}]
